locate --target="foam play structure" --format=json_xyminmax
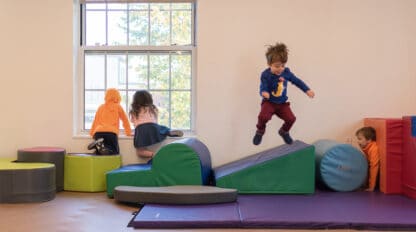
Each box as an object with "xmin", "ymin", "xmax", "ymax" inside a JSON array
[
  {"xmin": 363, "ymin": 118, "xmax": 403, "ymax": 194},
  {"xmin": 17, "ymin": 146, "xmax": 65, "ymax": 192},
  {"xmin": 114, "ymin": 185, "xmax": 237, "ymax": 204},
  {"xmin": 64, "ymin": 153, "xmax": 121, "ymax": 192},
  {"xmin": 0, "ymin": 158, "xmax": 56, "ymax": 203},
  {"xmin": 402, "ymin": 116, "xmax": 416, "ymax": 199},
  {"xmin": 213, "ymin": 140, "xmax": 315, "ymax": 194},
  {"xmin": 364, "ymin": 116, "xmax": 416, "ymax": 199},
  {"xmin": 314, "ymin": 139, "xmax": 367, "ymax": 192},
  {"xmin": 106, "ymin": 138, "xmax": 212, "ymax": 197}
]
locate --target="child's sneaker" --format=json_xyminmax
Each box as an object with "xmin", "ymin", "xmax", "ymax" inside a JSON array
[
  {"xmin": 97, "ymin": 146, "xmax": 112, "ymax": 155},
  {"xmin": 252, "ymin": 133, "xmax": 263, "ymax": 145},
  {"xmin": 168, "ymin": 130, "xmax": 184, "ymax": 137},
  {"xmin": 87, "ymin": 138, "xmax": 104, "ymax": 150},
  {"xmin": 279, "ymin": 129, "xmax": 293, "ymax": 144}
]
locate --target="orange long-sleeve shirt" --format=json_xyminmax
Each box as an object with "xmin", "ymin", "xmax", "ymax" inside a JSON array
[
  {"xmin": 89, "ymin": 89, "xmax": 132, "ymax": 137},
  {"xmin": 361, "ymin": 141, "xmax": 380, "ymax": 191}
]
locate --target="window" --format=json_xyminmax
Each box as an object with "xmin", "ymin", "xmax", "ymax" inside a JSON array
[{"xmin": 77, "ymin": 1, "xmax": 195, "ymax": 134}]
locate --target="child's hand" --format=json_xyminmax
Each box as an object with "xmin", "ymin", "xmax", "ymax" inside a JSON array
[
  {"xmin": 306, "ymin": 90, "xmax": 315, "ymax": 98},
  {"xmin": 261, "ymin": 91, "xmax": 270, "ymax": 99}
]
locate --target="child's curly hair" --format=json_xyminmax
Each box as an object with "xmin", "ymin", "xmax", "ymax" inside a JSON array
[{"xmin": 266, "ymin": 42, "xmax": 288, "ymax": 65}]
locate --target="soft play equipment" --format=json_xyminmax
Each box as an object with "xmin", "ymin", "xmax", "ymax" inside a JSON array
[
  {"xmin": 364, "ymin": 118, "xmax": 403, "ymax": 194},
  {"xmin": 114, "ymin": 185, "xmax": 237, "ymax": 204},
  {"xmin": 106, "ymin": 138, "xmax": 212, "ymax": 197},
  {"xmin": 0, "ymin": 158, "xmax": 55, "ymax": 203},
  {"xmin": 17, "ymin": 146, "xmax": 65, "ymax": 192},
  {"xmin": 64, "ymin": 153, "xmax": 121, "ymax": 192},
  {"xmin": 314, "ymin": 139, "xmax": 367, "ymax": 192},
  {"xmin": 402, "ymin": 116, "xmax": 416, "ymax": 199},
  {"xmin": 214, "ymin": 140, "xmax": 315, "ymax": 194},
  {"xmin": 130, "ymin": 191, "xmax": 416, "ymax": 230}
]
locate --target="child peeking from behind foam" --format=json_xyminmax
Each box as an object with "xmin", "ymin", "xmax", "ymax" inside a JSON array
[{"xmin": 356, "ymin": 126, "xmax": 380, "ymax": 191}]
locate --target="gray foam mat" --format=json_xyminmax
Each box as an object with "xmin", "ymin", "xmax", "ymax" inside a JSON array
[{"xmin": 115, "ymin": 185, "xmax": 237, "ymax": 204}]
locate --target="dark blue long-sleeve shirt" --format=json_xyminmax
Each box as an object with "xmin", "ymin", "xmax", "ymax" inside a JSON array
[{"xmin": 259, "ymin": 67, "xmax": 310, "ymax": 104}]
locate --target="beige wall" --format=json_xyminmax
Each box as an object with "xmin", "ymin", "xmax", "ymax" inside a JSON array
[{"xmin": 1, "ymin": 0, "xmax": 415, "ymax": 166}]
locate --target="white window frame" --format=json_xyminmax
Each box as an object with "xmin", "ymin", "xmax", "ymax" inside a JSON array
[{"xmin": 73, "ymin": 1, "xmax": 197, "ymax": 137}]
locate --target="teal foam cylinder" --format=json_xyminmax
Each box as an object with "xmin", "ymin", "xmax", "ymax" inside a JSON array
[{"xmin": 314, "ymin": 139, "xmax": 368, "ymax": 192}]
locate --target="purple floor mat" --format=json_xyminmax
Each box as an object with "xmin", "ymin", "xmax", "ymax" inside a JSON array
[
  {"xmin": 131, "ymin": 191, "xmax": 416, "ymax": 230},
  {"xmin": 131, "ymin": 202, "xmax": 242, "ymax": 228}
]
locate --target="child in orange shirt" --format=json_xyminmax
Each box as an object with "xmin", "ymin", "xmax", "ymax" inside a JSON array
[
  {"xmin": 356, "ymin": 126, "xmax": 380, "ymax": 191},
  {"xmin": 88, "ymin": 88, "xmax": 132, "ymax": 155}
]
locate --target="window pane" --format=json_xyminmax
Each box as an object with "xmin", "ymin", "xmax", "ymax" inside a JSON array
[
  {"xmin": 171, "ymin": 91, "xmax": 190, "ymax": 129},
  {"xmin": 129, "ymin": 3, "xmax": 148, "ymax": 10},
  {"xmin": 108, "ymin": 11, "xmax": 127, "ymax": 45},
  {"xmin": 86, "ymin": 3, "xmax": 105, "ymax": 10},
  {"xmin": 82, "ymin": 2, "xmax": 194, "ymax": 132},
  {"xmin": 172, "ymin": 3, "xmax": 192, "ymax": 10},
  {"xmin": 85, "ymin": 54, "xmax": 105, "ymax": 89},
  {"xmin": 86, "ymin": 11, "xmax": 106, "ymax": 46},
  {"xmin": 119, "ymin": 91, "xmax": 128, "ymax": 115},
  {"xmin": 128, "ymin": 54, "xmax": 148, "ymax": 89},
  {"xmin": 171, "ymin": 53, "xmax": 191, "ymax": 89},
  {"xmin": 149, "ymin": 54, "xmax": 169, "ymax": 89},
  {"xmin": 107, "ymin": 54, "xmax": 126, "ymax": 89},
  {"xmin": 150, "ymin": 4, "xmax": 170, "ymax": 45},
  {"xmin": 151, "ymin": 91, "xmax": 170, "ymax": 127},
  {"xmin": 129, "ymin": 11, "xmax": 149, "ymax": 45},
  {"xmin": 172, "ymin": 10, "xmax": 191, "ymax": 45},
  {"xmin": 84, "ymin": 90, "xmax": 105, "ymax": 130},
  {"xmin": 108, "ymin": 3, "xmax": 127, "ymax": 10}
]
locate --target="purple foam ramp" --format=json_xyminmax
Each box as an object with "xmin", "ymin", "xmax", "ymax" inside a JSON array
[{"xmin": 131, "ymin": 202, "xmax": 242, "ymax": 228}]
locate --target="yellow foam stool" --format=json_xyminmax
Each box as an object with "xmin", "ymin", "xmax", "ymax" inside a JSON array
[{"xmin": 64, "ymin": 154, "xmax": 121, "ymax": 192}]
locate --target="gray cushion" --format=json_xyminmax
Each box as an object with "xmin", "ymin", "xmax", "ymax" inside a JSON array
[{"xmin": 114, "ymin": 185, "xmax": 237, "ymax": 204}]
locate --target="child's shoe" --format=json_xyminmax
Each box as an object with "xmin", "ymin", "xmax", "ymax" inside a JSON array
[
  {"xmin": 87, "ymin": 138, "xmax": 104, "ymax": 150},
  {"xmin": 279, "ymin": 129, "xmax": 293, "ymax": 144},
  {"xmin": 168, "ymin": 130, "xmax": 184, "ymax": 137},
  {"xmin": 97, "ymin": 147, "xmax": 112, "ymax": 155},
  {"xmin": 252, "ymin": 133, "xmax": 263, "ymax": 145}
]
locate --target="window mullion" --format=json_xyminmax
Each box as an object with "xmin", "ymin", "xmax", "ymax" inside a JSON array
[
  {"xmin": 104, "ymin": 53, "xmax": 108, "ymax": 90},
  {"xmin": 147, "ymin": 3, "xmax": 151, "ymax": 45},
  {"xmin": 105, "ymin": 3, "xmax": 108, "ymax": 46},
  {"xmin": 169, "ymin": 3, "xmax": 172, "ymax": 45},
  {"xmin": 168, "ymin": 52, "xmax": 172, "ymax": 128}
]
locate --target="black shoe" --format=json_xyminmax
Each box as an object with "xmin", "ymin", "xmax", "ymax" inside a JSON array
[
  {"xmin": 253, "ymin": 133, "xmax": 263, "ymax": 145},
  {"xmin": 97, "ymin": 147, "xmax": 112, "ymax": 155},
  {"xmin": 87, "ymin": 138, "xmax": 104, "ymax": 150},
  {"xmin": 168, "ymin": 130, "xmax": 184, "ymax": 137},
  {"xmin": 279, "ymin": 129, "xmax": 293, "ymax": 144}
]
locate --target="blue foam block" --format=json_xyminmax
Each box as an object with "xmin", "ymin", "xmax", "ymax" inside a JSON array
[{"xmin": 314, "ymin": 139, "xmax": 368, "ymax": 192}]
